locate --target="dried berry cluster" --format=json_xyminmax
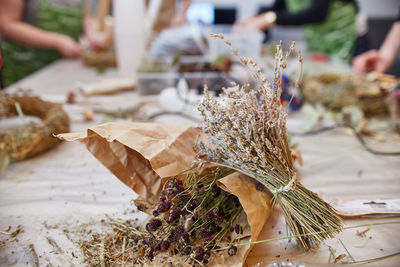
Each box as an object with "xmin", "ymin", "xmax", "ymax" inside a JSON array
[
  {"xmin": 81, "ymin": 167, "xmax": 245, "ymax": 266},
  {"xmin": 138, "ymin": 168, "xmax": 244, "ymax": 265}
]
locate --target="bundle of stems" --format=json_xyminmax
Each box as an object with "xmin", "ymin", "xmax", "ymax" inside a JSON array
[
  {"xmin": 198, "ymin": 35, "xmax": 343, "ymax": 250},
  {"xmin": 81, "ymin": 165, "xmax": 245, "ymax": 266}
]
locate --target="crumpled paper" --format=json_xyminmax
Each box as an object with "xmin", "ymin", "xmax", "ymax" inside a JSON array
[{"xmin": 58, "ymin": 122, "xmax": 272, "ymax": 266}]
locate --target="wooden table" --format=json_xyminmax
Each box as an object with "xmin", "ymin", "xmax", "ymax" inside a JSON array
[{"xmin": 1, "ymin": 59, "xmax": 400, "ymax": 266}]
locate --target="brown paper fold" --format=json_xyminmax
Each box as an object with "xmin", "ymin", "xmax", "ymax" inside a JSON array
[
  {"xmin": 59, "ymin": 122, "xmax": 198, "ymax": 206},
  {"xmin": 217, "ymin": 173, "xmax": 272, "ymax": 266},
  {"xmin": 58, "ymin": 122, "xmax": 272, "ymax": 266}
]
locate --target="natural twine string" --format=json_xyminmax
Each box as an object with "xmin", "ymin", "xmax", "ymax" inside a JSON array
[{"xmin": 271, "ymin": 174, "xmax": 297, "ymax": 195}]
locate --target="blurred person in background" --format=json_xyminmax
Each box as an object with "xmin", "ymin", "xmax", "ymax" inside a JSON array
[
  {"xmin": 352, "ymin": 12, "xmax": 400, "ymax": 74},
  {"xmin": 234, "ymin": 0, "xmax": 366, "ymax": 62},
  {"xmin": 0, "ymin": 0, "xmax": 109, "ymax": 87},
  {"xmin": 0, "ymin": 49, "xmax": 3, "ymax": 88}
]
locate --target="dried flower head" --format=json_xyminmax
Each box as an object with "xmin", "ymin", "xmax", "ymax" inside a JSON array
[{"xmin": 198, "ymin": 35, "xmax": 342, "ymax": 250}]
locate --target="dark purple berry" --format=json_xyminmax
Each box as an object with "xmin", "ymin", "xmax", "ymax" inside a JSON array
[
  {"xmin": 178, "ymin": 232, "xmax": 190, "ymax": 245},
  {"xmin": 183, "ymin": 246, "xmax": 192, "ymax": 255},
  {"xmin": 228, "ymin": 246, "xmax": 237, "ymax": 256},
  {"xmin": 157, "ymin": 199, "xmax": 172, "ymax": 213},
  {"xmin": 193, "ymin": 246, "xmax": 205, "ymax": 261},
  {"xmin": 211, "ymin": 186, "xmax": 221, "ymax": 197},
  {"xmin": 160, "ymin": 240, "xmax": 170, "ymax": 251},
  {"xmin": 200, "ymin": 229, "xmax": 210, "ymax": 238},
  {"xmin": 204, "ymin": 211, "xmax": 215, "ymax": 222},
  {"xmin": 167, "ymin": 208, "xmax": 182, "ymax": 223},
  {"xmin": 217, "ymin": 207, "xmax": 225, "ymax": 217},
  {"xmin": 152, "ymin": 210, "xmax": 159, "ymax": 217},
  {"xmin": 145, "ymin": 246, "xmax": 154, "ymax": 260},
  {"xmin": 176, "ymin": 195, "xmax": 190, "ymax": 209},
  {"xmin": 206, "ymin": 223, "xmax": 218, "ymax": 235},
  {"xmin": 170, "ymin": 225, "xmax": 185, "ymax": 243},
  {"xmin": 146, "ymin": 219, "xmax": 162, "ymax": 232},
  {"xmin": 234, "ymin": 224, "xmax": 243, "ymax": 234},
  {"xmin": 204, "ymin": 251, "xmax": 211, "ymax": 259},
  {"xmin": 159, "ymin": 194, "xmax": 166, "ymax": 201},
  {"xmin": 187, "ymin": 199, "xmax": 200, "ymax": 211},
  {"xmin": 174, "ymin": 185, "xmax": 184, "ymax": 195},
  {"xmin": 192, "ymin": 212, "xmax": 199, "ymax": 221},
  {"xmin": 168, "ymin": 177, "xmax": 182, "ymax": 188},
  {"xmin": 197, "ymin": 187, "xmax": 205, "ymax": 195}
]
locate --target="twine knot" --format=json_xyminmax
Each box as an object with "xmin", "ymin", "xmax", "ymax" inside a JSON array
[{"xmin": 271, "ymin": 174, "xmax": 297, "ymax": 195}]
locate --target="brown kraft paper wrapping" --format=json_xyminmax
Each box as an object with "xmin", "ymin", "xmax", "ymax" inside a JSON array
[{"xmin": 58, "ymin": 122, "xmax": 272, "ymax": 266}]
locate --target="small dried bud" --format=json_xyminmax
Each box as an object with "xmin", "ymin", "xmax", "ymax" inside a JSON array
[
  {"xmin": 204, "ymin": 250, "xmax": 211, "ymax": 259},
  {"xmin": 157, "ymin": 199, "xmax": 172, "ymax": 213},
  {"xmin": 211, "ymin": 186, "xmax": 221, "ymax": 197},
  {"xmin": 160, "ymin": 240, "xmax": 171, "ymax": 251},
  {"xmin": 168, "ymin": 177, "xmax": 182, "ymax": 188},
  {"xmin": 178, "ymin": 232, "xmax": 190, "ymax": 246},
  {"xmin": 228, "ymin": 246, "xmax": 237, "ymax": 256},
  {"xmin": 174, "ymin": 185, "xmax": 184, "ymax": 195},
  {"xmin": 167, "ymin": 208, "xmax": 182, "ymax": 223},
  {"xmin": 159, "ymin": 194, "xmax": 166, "ymax": 201},
  {"xmin": 170, "ymin": 225, "xmax": 185, "ymax": 243},
  {"xmin": 187, "ymin": 199, "xmax": 200, "ymax": 211},
  {"xmin": 183, "ymin": 246, "xmax": 192, "ymax": 255},
  {"xmin": 145, "ymin": 246, "xmax": 154, "ymax": 260},
  {"xmin": 146, "ymin": 219, "xmax": 162, "ymax": 232},
  {"xmin": 200, "ymin": 229, "xmax": 210, "ymax": 238},
  {"xmin": 234, "ymin": 224, "xmax": 243, "ymax": 235},
  {"xmin": 204, "ymin": 211, "xmax": 215, "ymax": 222},
  {"xmin": 197, "ymin": 187, "xmax": 205, "ymax": 195},
  {"xmin": 193, "ymin": 246, "xmax": 205, "ymax": 261}
]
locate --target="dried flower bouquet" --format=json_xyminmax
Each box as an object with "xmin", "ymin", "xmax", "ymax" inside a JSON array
[{"xmin": 198, "ymin": 35, "xmax": 343, "ymax": 250}]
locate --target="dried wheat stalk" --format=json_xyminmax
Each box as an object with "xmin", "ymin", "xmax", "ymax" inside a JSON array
[{"xmin": 198, "ymin": 34, "xmax": 343, "ymax": 250}]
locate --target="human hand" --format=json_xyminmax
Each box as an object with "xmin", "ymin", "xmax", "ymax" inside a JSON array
[
  {"xmin": 55, "ymin": 34, "xmax": 82, "ymax": 57},
  {"xmin": 352, "ymin": 49, "xmax": 391, "ymax": 73},
  {"xmin": 84, "ymin": 16, "xmax": 113, "ymax": 50},
  {"xmin": 234, "ymin": 13, "xmax": 275, "ymax": 31}
]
